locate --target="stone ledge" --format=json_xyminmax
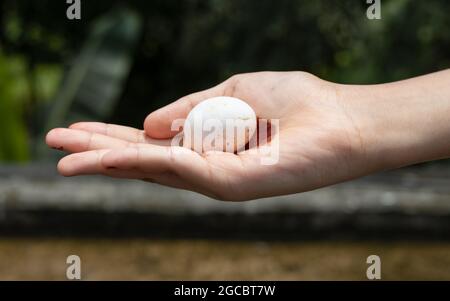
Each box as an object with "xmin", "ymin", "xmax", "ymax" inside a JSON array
[{"xmin": 0, "ymin": 163, "xmax": 449, "ymax": 239}]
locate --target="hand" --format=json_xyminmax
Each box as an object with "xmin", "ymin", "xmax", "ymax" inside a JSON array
[
  {"xmin": 46, "ymin": 70, "xmax": 450, "ymax": 201},
  {"xmin": 46, "ymin": 71, "xmax": 367, "ymax": 200}
]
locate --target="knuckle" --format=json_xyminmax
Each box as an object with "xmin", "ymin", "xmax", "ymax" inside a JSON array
[
  {"xmin": 296, "ymin": 71, "xmax": 319, "ymax": 81},
  {"xmin": 86, "ymin": 132, "xmax": 95, "ymax": 150},
  {"xmin": 167, "ymin": 146, "xmax": 175, "ymax": 163},
  {"xmin": 225, "ymin": 74, "xmax": 246, "ymax": 97},
  {"xmin": 137, "ymin": 130, "xmax": 145, "ymax": 143}
]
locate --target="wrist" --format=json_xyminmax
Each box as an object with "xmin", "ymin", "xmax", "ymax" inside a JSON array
[{"xmin": 337, "ymin": 70, "xmax": 450, "ymax": 172}]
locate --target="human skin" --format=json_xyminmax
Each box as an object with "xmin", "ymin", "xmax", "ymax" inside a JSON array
[{"xmin": 46, "ymin": 70, "xmax": 450, "ymax": 201}]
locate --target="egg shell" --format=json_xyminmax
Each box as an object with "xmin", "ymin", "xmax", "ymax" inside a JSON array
[{"xmin": 183, "ymin": 96, "xmax": 257, "ymax": 153}]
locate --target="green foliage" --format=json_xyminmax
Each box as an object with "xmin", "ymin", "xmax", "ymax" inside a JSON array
[
  {"xmin": 0, "ymin": 51, "xmax": 62, "ymax": 161},
  {"xmin": 0, "ymin": 52, "xmax": 29, "ymax": 161}
]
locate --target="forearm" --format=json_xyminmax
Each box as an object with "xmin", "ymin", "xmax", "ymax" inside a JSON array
[{"xmin": 341, "ymin": 69, "xmax": 450, "ymax": 171}]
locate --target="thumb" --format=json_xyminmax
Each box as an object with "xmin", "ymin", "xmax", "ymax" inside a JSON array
[{"xmin": 144, "ymin": 82, "xmax": 227, "ymax": 139}]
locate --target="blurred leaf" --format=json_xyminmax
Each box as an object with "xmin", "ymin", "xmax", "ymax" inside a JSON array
[
  {"xmin": 0, "ymin": 52, "xmax": 29, "ymax": 162},
  {"xmin": 34, "ymin": 64, "xmax": 62, "ymax": 103}
]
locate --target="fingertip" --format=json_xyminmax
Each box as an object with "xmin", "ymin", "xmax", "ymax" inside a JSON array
[
  {"xmin": 143, "ymin": 111, "xmax": 159, "ymax": 137},
  {"xmin": 46, "ymin": 128, "xmax": 66, "ymax": 149},
  {"xmin": 57, "ymin": 158, "xmax": 74, "ymax": 177},
  {"xmin": 144, "ymin": 108, "xmax": 178, "ymax": 139},
  {"xmin": 45, "ymin": 129, "xmax": 54, "ymax": 146}
]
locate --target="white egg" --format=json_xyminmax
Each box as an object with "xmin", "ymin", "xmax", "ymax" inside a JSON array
[{"xmin": 183, "ymin": 96, "xmax": 257, "ymax": 153}]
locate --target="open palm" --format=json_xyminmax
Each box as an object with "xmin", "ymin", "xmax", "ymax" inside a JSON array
[{"xmin": 46, "ymin": 72, "xmax": 366, "ymax": 201}]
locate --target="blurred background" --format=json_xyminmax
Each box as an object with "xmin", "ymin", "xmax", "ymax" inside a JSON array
[{"xmin": 0, "ymin": 0, "xmax": 449, "ymax": 280}]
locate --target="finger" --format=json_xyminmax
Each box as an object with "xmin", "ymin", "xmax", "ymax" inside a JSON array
[
  {"xmin": 100, "ymin": 145, "xmax": 191, "ymax": 173},
  {"xmin": 69, "ymin": 122, "xmax": 170, "ymax": 146},
  {"xmin": 57, "ymin": 149, "xmax": 165, "ymax": 178},
  {"xmin": 57, "ymin": 149, "xmax": 110, "ymax": 176},
  {"xmin": 144, "ymin": 82, "xmax": 227, "ymax": 139},
  {"xmin": 119, "ymin": 144, "xmax": 262, "ymax": 200},
  {"xmin": 102, "ymin": 145, "xmax": 217, "ymax": 185},
  {"xmin": 103, "ymin": 145, "xmax": 222, "ymax": 196},
  {"xmin": 46, "ymin": 128, "xmax": 130, "ymax": 153},
  {"xmin": 58, "ymin": 149, "xmax": 196, "ymax": 191}
]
